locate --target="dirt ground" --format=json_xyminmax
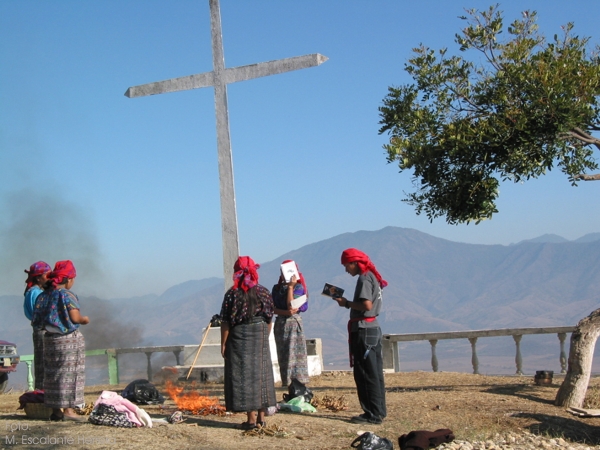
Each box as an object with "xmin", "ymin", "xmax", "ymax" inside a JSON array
[{"xmin": 1, "ymin": 371, "xmax": 599, "ymax": 449}]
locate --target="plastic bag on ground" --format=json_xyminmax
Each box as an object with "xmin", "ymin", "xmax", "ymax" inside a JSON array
[
  {"xmin": 121, "ymin": 379, "xmax": 165, "ymax": 405},
  {"xmin": 351, "ymin": 432, "xmax": 394, "ymax": 450},
  {"xmin": 278, "ymin": 396, "xmax": 316, "ymax": 413},
  {"xmin": 282, "ymin": 378, "xmax": 313, "ymax": 403}
]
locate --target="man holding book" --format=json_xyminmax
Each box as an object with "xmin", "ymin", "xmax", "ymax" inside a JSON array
[{"xmin": 333, "ymin": 248, "xmax": 387, "ymax": 425}]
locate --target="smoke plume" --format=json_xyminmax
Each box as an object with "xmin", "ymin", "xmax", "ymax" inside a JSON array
[{"xmin": 0, "ymin": 188, "xmax": 106, "ymax": 296}]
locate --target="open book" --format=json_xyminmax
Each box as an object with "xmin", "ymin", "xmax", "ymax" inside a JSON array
[
  {"xmin": 290, "ymin": 294, "xmax": 307, "ymax": 310},
  {"xmin": 280, "ymin": 261, "xmax": 300, "ymax": 283},
  {"xmin": 321, "ymin": 283, "xmax": 344, "ymax": 298}
]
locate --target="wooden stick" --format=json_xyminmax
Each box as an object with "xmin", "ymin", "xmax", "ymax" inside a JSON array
[{"xmin": 186, "ymin": 323, "xmax": 213, "ymax": 380}]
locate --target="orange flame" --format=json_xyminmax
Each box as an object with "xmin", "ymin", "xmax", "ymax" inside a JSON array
[{"xmin": 165, "ymin": 381, "xmax": 226, "ymax": 416}]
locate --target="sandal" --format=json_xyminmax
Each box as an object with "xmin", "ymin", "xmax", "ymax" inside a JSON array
[
  {"xmin": 257, "ymin": 421, "xmax": 266, "ymax": 428},
  {"xmin": 239, "ymin": 422, "xmax": 257, "ymax": 430}
]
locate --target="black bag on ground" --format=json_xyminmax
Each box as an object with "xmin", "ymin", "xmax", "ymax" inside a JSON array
[
  {"xmin": 351, "ymin": 432, "xmax": 394, "ymax": 450},
  {"xmin": 121, "ymin": 379, "xmax": 165, "ymax": 405},
  {"xmin": 283, "ymin": 378, "xmax": 313, "ymax": 403}
]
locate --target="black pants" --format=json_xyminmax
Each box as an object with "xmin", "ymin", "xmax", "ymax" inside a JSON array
[{"xmin": 350, "ymin": 327, "xmax": 386, "ymax": 420}]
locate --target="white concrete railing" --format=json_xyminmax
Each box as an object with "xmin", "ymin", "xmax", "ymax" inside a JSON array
[
  {"xmin": 90, "ymin": 327, "xmax": 322, "ymax": 386},
  {"xmin": 382, "ymin": 327, "xmax": 576, "ymax": 375},
  {"xmin": 20, "ymin": 330, "xmax": 323, "ymax": 390},
  {"xmin": 171, "ymin": 327, "xmax": 323, "ymax": 384}
]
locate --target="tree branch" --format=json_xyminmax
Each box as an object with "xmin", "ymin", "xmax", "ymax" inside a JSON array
[
  {"xmin": 574, "ymin": 173, "xmax": 600, "ymax": 181},
  {"xmin": 568, "ymin": 128, "xmax": 600, "ymax": 150}
]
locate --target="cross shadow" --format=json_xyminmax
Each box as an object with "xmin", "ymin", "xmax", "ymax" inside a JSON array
[
  {"xmin": 178, "ymin": 415, "xmax": 240, "ymax": 429},
  {"xmin": 483, "ymin": 384, "xmax": 556, "ymax": 405},
  {"xmin": 276, "ymin": 410, "xmax": 355, "ymax": 424},
  {"xmin": 511, "ymin": 412, "xmax": 600, "ymax": 445},
  {"xmin": 386, "ymin": 385, "xmax": 456, "ymax": 393},
  {"xmin": 178, "ymin": 411, "xmax": 354, "ymax": 428}
]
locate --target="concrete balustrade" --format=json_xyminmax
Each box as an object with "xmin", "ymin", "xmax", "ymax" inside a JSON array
[
  {"xmin": 382, "ymin": 327, "xmax": 575, "ymax": 374},
  {"xmin": 19, "ymin": 327, "xmax": 323, "ymax": 390},
  {"xmin": 19, "ymin": 326, "xmax": 576, "ymax": 390}
]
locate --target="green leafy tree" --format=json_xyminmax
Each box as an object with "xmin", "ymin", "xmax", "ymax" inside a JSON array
[{"xmin": 379, "ymin": 4, "xmax": 600, "ymax": 224}]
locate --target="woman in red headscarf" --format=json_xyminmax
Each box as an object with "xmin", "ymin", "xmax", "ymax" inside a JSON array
[
  {"xmin": 333, "ymin": 248, "xmax": 387, "ymax": 425},
  {"xmin": 271, "ymin": 260, "xmax": 310, "ymax": 387},
  {"xmin": 23, "ymin": 261, "xmax": 52, "ymax": 390},
  {"xmin": 219, "ymin": 256, "xmax": 276, "ymax": 430},
  {"xmin": 32, "ymin": 260, "xmax": 89, "ymax": 421}
]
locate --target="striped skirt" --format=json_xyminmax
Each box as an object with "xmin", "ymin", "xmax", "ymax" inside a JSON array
[
  {"xmin": 32, "ymin": 329, "xmax": 45, "ymax": 390},
  {"xmin": 43, "ymin": 330, "xmax": 85, "ymax": 409},
  {"xmin": 274, "ymin": 314, "xmax": 309, "ymax": 386},
  {"xmin": 224, "ymin": 320, "xmax": 276, "ymax": 412}
]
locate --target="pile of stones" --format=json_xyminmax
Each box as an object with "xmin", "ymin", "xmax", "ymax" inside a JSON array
[{"xmin": 438, "ymin": 431, "xmax": 597, "ymax": 450}]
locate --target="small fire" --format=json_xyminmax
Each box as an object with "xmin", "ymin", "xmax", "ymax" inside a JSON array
[{"xmin": 165, "ymin": 381, "xmax": 226, "ymax": 416}]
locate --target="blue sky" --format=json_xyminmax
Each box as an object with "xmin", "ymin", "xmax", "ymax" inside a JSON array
[{"xmin": 1, "ymin": 0, "xmax": 599, "ymax": 298}]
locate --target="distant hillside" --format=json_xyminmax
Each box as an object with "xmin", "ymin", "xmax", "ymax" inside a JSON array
[
  {"xmin": 575, "ymin": 233, "xmax": 600, "ymax": 243},
  {"xmin": 514, "ymin": 233, "xmax": 600, "ymax": 245},
  {"xmin": 516, "ymin": 234, "xmax": 569, "ymax": 244},
  {"xmin": 107, "ymin": 227, "xmax": 600, "ymax": 370},
  {"xmin": 4, "ymin": 227, "xmax": 600, "ymax": 378}
]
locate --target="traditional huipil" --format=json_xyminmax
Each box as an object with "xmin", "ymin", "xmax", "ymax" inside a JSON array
[
  {"xmin": 24, "ymin": 261, "xmax": 51, "ymax": 390},
  {"xmin": 32, "ymin": 261, "xmax": 87, "ymax": 417},
  {"xmin": 220, "ymin": 256, "xmax": 276, "ymax": 429},
  {"xmin": 271, "ymin": 260, "xmax": 310, "ymax": 386}
]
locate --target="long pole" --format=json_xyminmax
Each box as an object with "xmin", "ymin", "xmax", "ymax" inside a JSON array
[{"xmin": 186, "ymin": 323, "xmax": 213, "ymax": 380}]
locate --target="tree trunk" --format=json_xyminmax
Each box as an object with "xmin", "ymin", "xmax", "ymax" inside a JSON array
[{"xmin": 555, "ymin": 308, "xmax": 600, "ymax": 407}]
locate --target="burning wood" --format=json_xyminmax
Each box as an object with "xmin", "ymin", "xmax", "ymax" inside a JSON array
[{"xmin": 165, "ymin": 381, "xmax": 226, "ymax": 416}]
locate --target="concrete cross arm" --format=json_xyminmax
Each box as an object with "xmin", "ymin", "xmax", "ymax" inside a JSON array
[
  {"xmin": 224, "ymin": 53, "xmax": 328, "ymax": 84},
  {"xmin": 124, "ymin": 53, "xmax": 328, "ymax": 98},
  {"xmin": 124, "ymin": 71, "xmax": 215, "ymax": 98}
]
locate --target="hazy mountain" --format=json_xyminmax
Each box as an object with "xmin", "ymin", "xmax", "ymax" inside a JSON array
[
  {"xmin": 159, "ymin": 277, "xmax": 222, "ymax": 304},
  {"xmin": 4, "ymin": 227, "xmax": 600, "ymax": 377},
  {"xmin": 102, "ymin": 227, "xmax": 600, "ymax": 370},
  {"xmin": 516, "ymin": 234, "xmax": 569, "ymax": 244},
  {"xmin": 513, "ymin": 233, "xmax": 600, "ymax": 245},
  {"xmin": 574, "ymin": 233, "xmax": 600, "ymax": 243}
]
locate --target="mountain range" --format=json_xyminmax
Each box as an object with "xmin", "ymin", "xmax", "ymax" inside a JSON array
[{"xmin": 3, "ymin": 227, "xmax": 600, "ymax": 379}]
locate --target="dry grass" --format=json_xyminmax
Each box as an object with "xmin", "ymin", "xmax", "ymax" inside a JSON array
[
  {"xmin": 584, "ymin": 385, "xmax": 600, "ymax": 409},
  {"xmin": 1, "ymin": 371, "xmax": 599, "ymax": 449}
]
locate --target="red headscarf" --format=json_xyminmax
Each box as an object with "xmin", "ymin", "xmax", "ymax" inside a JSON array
[
  {"xmin": 232, "ymin": 256, "xmax": 260, "ymax": 292},
  {"xmin": 341, "ymin": 248, "xmax": 388, "ymax": 288},
  {"xmin": 47, "ymin": 260, "xmax": 77, "ymax": 288},
  {"xmin": 278, "ymin": 260, "xmax": 308, "ymax": 296},
  {"xmin": 24, "ymin": 261, "xmax": 52, "ymax": 290}
]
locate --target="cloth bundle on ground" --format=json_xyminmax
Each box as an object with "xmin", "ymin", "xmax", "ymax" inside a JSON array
[
  {"xmin": 89, "ymin": 390, "xmax": 152, "ymax": 428},
  {"xmin": 89, "ymin": 404, "xmax": 134, "ymax": 428},
  {"xmin": 121, "ymin": 379, "xmax": 164, "ymax": 405},
  {"xmin": 17, "ymin": 390, "xmax": 45, "ymax": 409},
  {"xmin": 398, "ymin": 429, "xmax": 455, "ymax": 450},
  {"xmin": 351, "ymin": 432, "xmax": 394, "ymax": 450}
]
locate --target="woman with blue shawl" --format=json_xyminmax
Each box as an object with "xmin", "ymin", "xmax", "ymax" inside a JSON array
[{"xmin": 32, "ymin": 260, "xmax": 89, "ymax": 421}]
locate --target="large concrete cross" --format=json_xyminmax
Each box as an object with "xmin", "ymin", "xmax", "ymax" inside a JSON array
[{"xmin": 125, "ymin": 0, "xmax": 327, "ymax": 289}]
